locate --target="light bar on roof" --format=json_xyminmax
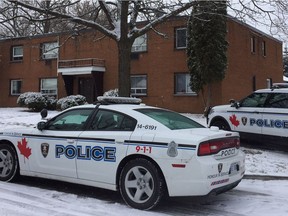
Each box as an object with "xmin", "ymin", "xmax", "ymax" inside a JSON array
[{"xmin": 97, "ymin": 96, "xmax": 142, "ymax": 104}]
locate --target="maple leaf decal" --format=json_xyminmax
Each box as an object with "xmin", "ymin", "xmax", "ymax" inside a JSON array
[
  {"xmin": 229, "ymin": 114, "xmax": 240, "ymax": 127},
  {"xmin": 17, "ymin": 138, "xmax": 32, "ymax": 160}
]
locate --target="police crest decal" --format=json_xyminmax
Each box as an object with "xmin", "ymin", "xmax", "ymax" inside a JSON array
[{"xmin": 41, "ymin": 143, "xmax": 49, "ymax": 158}]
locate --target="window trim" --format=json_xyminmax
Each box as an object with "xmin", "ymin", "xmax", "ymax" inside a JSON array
[
  {"xmin": 11, "ymin": 45, "xmax": 23, "ymax": 61},
  {"xmin": 40, "ymin": 78, "xmax": 58, "ymax": 96},
  {"xmin": 174, "ymin": 73, "xmax": 196, "ymax": 95},
  {"xmin": 131, "ymin": 74, "xmax": 148, "ymax": 96},
  {"xmin": 41, "ymin": 42, "xmax": 59, "ymax": 60},
  {"xmin": 131, "ymin": 34, "xmax": 147, "ymax": 53},
  {"xmin": 175, "ymin": 27, "xmax": 187, "ymax": 49},
  {"xmin": 10, "ymin": 79, "xmax": 22, "ymax": 95}
]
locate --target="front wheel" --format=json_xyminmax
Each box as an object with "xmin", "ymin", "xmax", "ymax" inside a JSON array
[
  {"xmin": 211, "ymin": 119, "xmax": 231, "ymax": 131},
  {"xmin": 0, "ymin": 144, "xmax": 19, "ymax": 182},
  {"xmin": 119, "ymin": 158, "xmax": 165, "ymax": 210}
]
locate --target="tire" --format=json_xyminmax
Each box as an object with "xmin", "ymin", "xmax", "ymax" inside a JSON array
[
  {"xmin": 119, "ymin": 158, "xmax": 165, "ymax": 210},
  {"xmin": 212, "ymin": 119, "xmax": 231, "ymax": 131},
  {"xmin": 0, "ymin": 144, "xmax": 19, "ymax": 182}
]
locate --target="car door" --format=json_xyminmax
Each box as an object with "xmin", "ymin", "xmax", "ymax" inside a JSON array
[
  {"xmin": 28, "ymin": 108, "xmax": 94, "ymax": 178},
  {"xmin": 76, "ymin": 109, "xmax": 137, "ymax": 185},
  {"xmin": 262, "ymin": 92, "xmax": 288, "ymax": 138},
  {"xmin": 229, "ymin": 92, "xmax": 268, "ymax": 134}
]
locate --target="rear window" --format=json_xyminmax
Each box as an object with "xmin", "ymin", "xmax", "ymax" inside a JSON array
[{"xmin": 136, "ymin": 108, "xmax": 204, "ymax": 130}]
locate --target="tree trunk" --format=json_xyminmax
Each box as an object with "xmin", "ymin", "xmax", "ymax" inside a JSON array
[
  {"xmin": 117, "ymin": 40, "xmax": 133, "ymax": 97},
  {"xmin": 117, "ymin": 1, "xmax": 133, "ymax": 97}
]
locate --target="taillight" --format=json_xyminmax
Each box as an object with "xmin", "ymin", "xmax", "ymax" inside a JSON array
[{"xmin": 198, "ymin": 137, "xmax": 240, "ymax": 156}]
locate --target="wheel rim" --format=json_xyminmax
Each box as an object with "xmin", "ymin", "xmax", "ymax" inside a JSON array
[
  {"xmin": 124, "ymin": 166, "xmax": 154, "ymax": 204},
  {"xmin": 0, "ymin": 149, "xmax": 14, "ymax": 178}
]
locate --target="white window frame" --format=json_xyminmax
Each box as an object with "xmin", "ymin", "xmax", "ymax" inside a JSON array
[
  {"xmin": 42, "ymin": 42, "xmax": 59, "ymax": 59},
  {"xmin": 176, "ymin": 28, "xmax": 187, "ymax": 49},
  {"xmin": 131, "ymin": 34, "xmax": 147, "ymax": 52},
  {"xmin": 131, "ymin": 75, "xmax": 147, "ymax": 96},
  {"xmin": 40, "ymin": 78, "xmax": 57, "ymax": 95},
  {"xmin": 175, "ymin": 73, "xmax": 195, "ymax": 95},
  {"xmin": 12, "ymin": 46, "xmax": 23, "ymax": 61},
  {"xmin": 11, "ymin": 80, "xmax": 22, "ymax": 95}
]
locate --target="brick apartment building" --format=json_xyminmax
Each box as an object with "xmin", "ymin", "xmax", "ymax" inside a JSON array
[{"xmin": 0, "ymin": 16, "xmax": 283, "ymax": 113}]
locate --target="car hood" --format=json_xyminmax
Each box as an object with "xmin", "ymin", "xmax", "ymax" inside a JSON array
[
  {"xmin": 211, "ymin": 104, "xmax": 232, "ymax": 111},
  {"xmin": 0, "ymin": 127, "xmax": 35, "ymax": 136}
]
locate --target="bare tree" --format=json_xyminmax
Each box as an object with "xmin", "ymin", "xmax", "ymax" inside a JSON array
[{"xmin": 2, "ymin": 0, "xmax": 288, "ymax": 96}]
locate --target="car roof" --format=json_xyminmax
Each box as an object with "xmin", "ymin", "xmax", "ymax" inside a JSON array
[{"xmin": 254, "ymin": 88, "xmax": 288, "ymax": 93}]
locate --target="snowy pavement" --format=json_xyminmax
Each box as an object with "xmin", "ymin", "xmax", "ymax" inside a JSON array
[{"xmin": 0, "ymin": 108, "xmax": 287, "ymax": 215}]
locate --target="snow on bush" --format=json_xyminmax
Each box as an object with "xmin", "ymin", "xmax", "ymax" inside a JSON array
[
  {"xmin": 57, "ymin": 95, "xmax": 87, "ymax": 110},
  {"xmin": 103, "ymin": 88, "xmax": 119, "ymax": 97},
  {"xmin": 17, "ymin": 92, "xmax": 47, "ymax": 112},
  {"xmin": 17, "ymin": 92, "xmax": 84, "ymax": 111}
]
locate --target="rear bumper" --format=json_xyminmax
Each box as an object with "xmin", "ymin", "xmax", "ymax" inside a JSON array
[{"xmin": 208, "ymin": 179, "xmax": 242, "ymax": 196}]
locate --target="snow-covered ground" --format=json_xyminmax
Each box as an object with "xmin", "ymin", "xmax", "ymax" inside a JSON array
[{"xmin": 0, "ymin": 108, "xmax": 288, "ymax": 216}]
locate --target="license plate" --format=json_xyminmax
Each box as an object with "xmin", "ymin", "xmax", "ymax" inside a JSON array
[{"xmin": 229, "ymin": 162, "xmax": 239, "ymax": 175}]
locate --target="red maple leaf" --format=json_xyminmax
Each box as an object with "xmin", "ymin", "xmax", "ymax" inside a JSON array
[
  {"xmin": 229, "ymin": 114, "xmax": 240, "ymax": 127},
  {"xmin": 17, "ymin": 138, "xmax": 32, "ymax": 160}
]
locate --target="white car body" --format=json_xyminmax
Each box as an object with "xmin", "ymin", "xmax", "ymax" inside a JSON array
[
  {"xmin": 207, "ymin": 88, "xmax": 288, "ymax": 146},
  {"xmin": 0, "ymin": 98, "xmax": 245, "ymax": 210}
]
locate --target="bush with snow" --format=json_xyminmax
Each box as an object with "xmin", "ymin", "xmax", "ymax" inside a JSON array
[
  {"xmin": 17, "ymin": 92, "xmax": 47, "ymax": 112},
  {"xmin": 103, "ymin": 88, "xmax": 119, "ymax": 97},
  {"xmin": 57, "ymin": 95, "xmax": 87, "ymax": 110}
]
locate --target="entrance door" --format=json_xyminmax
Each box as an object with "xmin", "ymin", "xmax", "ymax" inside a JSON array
[{"xmin": 79, "ymin": 78, "xmax": 95, "ymax": 103}]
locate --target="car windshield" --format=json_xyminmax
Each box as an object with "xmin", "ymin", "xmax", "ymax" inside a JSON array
[{"xmin": 136, "ymin": 108, "xmax": 204, "ymax": 130}]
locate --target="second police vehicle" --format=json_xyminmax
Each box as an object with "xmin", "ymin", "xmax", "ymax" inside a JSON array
[{"xmin": 207, "ymin": 87, "xmax": 288, "ymax": 146}]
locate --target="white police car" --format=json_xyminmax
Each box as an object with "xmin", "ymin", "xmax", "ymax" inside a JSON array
[
  {"xmin": 0, "ymin": 97, "xmax": 245, "ymax": 210},
  {"xmin": 207, "ymin": 88, "xmax": 288, "ymax": 146}
]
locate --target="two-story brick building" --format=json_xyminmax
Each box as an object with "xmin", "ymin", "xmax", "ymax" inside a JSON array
[{"xmin": 0, "ymin": 16, "xmax": 283, "ymax": 113}]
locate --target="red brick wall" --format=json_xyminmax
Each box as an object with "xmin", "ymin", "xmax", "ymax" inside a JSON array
[{"xmin": 0, "ymin": 17, "xmax": 283, "ymax": 114}]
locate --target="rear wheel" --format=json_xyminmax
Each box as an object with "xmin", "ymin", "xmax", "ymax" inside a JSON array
[
  {"xmin": 212, "ymin": 119, "xmax": 231, "ymax": 131},
  {"xmin": 119, "ymin": 158, "xmax": 165, "ymax": 210},
  {"xmin": 0, "ymin": 144, "xmax": 19, "ymax": 182}
]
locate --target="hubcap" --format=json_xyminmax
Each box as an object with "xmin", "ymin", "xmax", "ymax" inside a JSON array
[
  {"xmin": 0, "ymin": 150, "xmax": 13, "ymax": 178},
  {"xmin": 125, "ymin": 166, "xmax": 154, "ymax": 204}
]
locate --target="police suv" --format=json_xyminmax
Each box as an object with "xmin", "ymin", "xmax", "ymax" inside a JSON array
[
  {"xmin": 207, "ymin": 87, "xmax": 288, "ymax": 146},
  {"xmin": 0, "ymin": 97, "xmax": 245, "ymax": 210}
]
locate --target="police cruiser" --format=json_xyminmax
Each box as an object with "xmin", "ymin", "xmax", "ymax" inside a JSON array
[
  {"xmin": 0, "ymin": 97, "xmax": 245, "ymax": 210},
  {"xmin": 207, "ymin": 87, "xmax": 288, "ymax": 146}
]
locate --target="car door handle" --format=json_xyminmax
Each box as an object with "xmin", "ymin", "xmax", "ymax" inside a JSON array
[{"xmin": 67, "ymin": 139, "xmax": 75, "ymax": 143}]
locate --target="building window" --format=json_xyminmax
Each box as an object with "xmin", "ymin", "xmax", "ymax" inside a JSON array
[
  {"xmin": 131, "ymin": 75, "xmax": 147, "ymax": 96},
  {"xmin": 11, "ymin": 80, "xmax": 22, "ymax": 95},
  {"xmin": 132, "ymin": 34, "xmax": 147, "ymax": 52},
  {"xmin": 175, "ymin": 28, "xmax": 187, "ymax": 49},
  {"xmin": 42, "ymin": 42, "xmax": 58, "ymax": 59},
  {"xmin": 11, "ymin": 46, "xmax": 23, "ymax": 61},
  {"xmin": 175, "ymin": 73, "xmax": 194, "ymax": 94},
  {"xmin": 40, "ymin": 78, "xmax": 57, "ymax": 95},
  {"xmin": 251, "ymin": 36, "xmax": 256, "ymax": 53},
  {"xmin": 262, "ymin": 41, "xmax": 266, "ymax": 57}
]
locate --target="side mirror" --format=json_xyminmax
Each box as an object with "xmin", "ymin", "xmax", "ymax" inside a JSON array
[
  {"xmin": 229, "ymin": 99, "xmax": 240, "ymax": 109},
  {"xmin": 40, "ymin": 109, "xmax": 48, "ymax": 119},
  {"xmin": 37, "ymin": 121, "xmax": 46, "ymax": 131}
]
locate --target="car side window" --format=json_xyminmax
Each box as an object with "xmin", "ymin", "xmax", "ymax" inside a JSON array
[
  {"xmin": 265, "ymin": 93, "xmax": 288, "ymax": 108},
  {"xmin": 89, "ymin": 109, "xmax": 137, "ymax": 131},
  {"xmin": 240, "ymin": 93, "xmax": 268, "ymax": 107},
  {"xmin": 45, "ymin": 109, "xmax": 93, "ymax": 131}
]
